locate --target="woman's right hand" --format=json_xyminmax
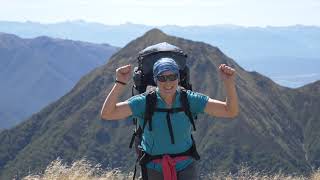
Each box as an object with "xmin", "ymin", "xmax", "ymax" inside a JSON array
[
  {"xmin": 101, "ymin": 64, "xmax": 133, "ymax": 120},
  {"xmin": 116, "ymin": 64, "xmax": 132, "ymax": 83}
]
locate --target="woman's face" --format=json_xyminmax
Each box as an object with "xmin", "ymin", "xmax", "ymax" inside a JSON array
[{"xmin": 156, "ymin": 71, "xmax": 179, "ymax": 97}]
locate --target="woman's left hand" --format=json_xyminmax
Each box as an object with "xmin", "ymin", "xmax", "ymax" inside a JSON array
[{"xmin": 219, "ymin": 64, "xmax": 236, "ymax": 82}]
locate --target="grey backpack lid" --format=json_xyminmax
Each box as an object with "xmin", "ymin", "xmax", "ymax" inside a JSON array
[
  {"xmin": 133, "ymin": 42, "xmax": 192, "ymax": 94},
  {"xmin": 139, "ymin": 42, "xmax": 186, "ymax": 56},
  {"xmin": 138, "ymin": 42, "xmax": 187, "ymax": 74}
]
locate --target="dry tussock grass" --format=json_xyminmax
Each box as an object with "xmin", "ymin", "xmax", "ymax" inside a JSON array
[
  {"xmin": 23, "ymin": 159, "xmax": 131, "ymax": 180},
  {"xmin": 23, "ymin": 159, "xmax": 320, "ymax": 180}
]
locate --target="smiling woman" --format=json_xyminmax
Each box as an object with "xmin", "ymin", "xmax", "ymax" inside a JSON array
[
  {"xmin": 100, "ymin": 43, "xmax": 239, "ymax": 180},
  {"xmin": 153, "ymin": 58, "xmax": 181, "ymax": 100}
]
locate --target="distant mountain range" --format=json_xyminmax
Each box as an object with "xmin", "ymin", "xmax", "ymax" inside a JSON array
[
  {"xmin": 0, "ymin": 33, "xmax": 119, "ymax": 129},
  {"xmin": 0, "ymin": 20, "xmax": 319, "ymax": 87},
  {"xmin": 0, "ymin": 29, "xmax": 319, "ymax": 179}
]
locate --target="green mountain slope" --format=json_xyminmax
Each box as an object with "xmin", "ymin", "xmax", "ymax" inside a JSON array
[{"xmin": 0, "ymin": 33, "xmax": 119, "ymax": 129}]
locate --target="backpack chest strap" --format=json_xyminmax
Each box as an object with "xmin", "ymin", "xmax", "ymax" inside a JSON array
[
  {"xmin": 154, "ymin": 107, "xmax": 184, "ymax": 113},
  {"xmin": 144, "ymin": 108, "xmax": 178, "ymax": 144},
  {"xmin": 155, "ymin": 107, "xmax": 185, "ymax": 144}
]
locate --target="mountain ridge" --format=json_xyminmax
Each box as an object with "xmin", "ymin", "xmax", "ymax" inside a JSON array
[
  {"xmin": 0, "ymin": 32, "xmax": 119, "ymax": 129},
  {"xmin": 1, "ymin": 20, "xmax": 319, "ymax": 88}
]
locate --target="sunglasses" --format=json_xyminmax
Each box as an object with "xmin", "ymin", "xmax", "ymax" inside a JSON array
[{"xmin": 156, "ymin": 74, "xmax": 179, "ymax": 82}]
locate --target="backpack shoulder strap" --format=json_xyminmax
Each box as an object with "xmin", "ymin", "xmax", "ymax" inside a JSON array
[
  {"xmin": 180, "ymin": 89, "xmax": 196, "ymax": 131},
  {"xmin": 143, "ymin": 90, "xmax": 157, "ymax": 131}
]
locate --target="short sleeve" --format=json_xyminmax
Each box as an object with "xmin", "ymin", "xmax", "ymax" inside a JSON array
[
  {"xmin": 186, "ymin": 90, "xmax": 209, "ymax": 114},
  {"xmin": 127, "ymin": 94, "xmax": 146, "ymax": 118}
]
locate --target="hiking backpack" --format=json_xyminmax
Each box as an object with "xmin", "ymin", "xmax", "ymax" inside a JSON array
[
  {"xmin": 132, "ymin": 42, "xmax": 192, "ymax": 94},
  {"xmin": 129, "ymin": 42, "xmax": 200, "ymax": 180}
]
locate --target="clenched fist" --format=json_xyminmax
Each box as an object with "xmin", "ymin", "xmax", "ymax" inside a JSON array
[
  {"xmin": 116, "ymin": 64, "xmax": 132, "ymax": 83},
  {"xmin": 219, "ymin": 64, "xmax": 236, "ymax": 82}
]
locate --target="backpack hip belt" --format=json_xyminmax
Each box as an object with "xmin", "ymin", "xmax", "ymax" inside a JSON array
[
  {"xmin": 139, "ymin": 136, "xmax": 200, "ymax": 166},
  {"xmin": 134, "ymin": 136, "xmax": 200, "ymax": 180}
]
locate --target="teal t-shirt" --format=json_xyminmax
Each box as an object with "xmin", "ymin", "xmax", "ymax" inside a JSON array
[{"xmin": 128, "ymin": 88, "xmax": 209, "ymax": 172}]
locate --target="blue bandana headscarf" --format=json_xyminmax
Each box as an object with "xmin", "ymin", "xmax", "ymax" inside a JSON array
[{"xmin": 153, "ymin": 58, "xmax": 180, "ymax": 83}]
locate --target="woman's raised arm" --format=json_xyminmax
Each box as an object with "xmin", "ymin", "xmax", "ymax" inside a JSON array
[
  {"xmin": 204, "ymin": 64, "xmax": 239, "ymax": 118},
  {"xmin": 100, "ymin": 65, "xmax": 133, "ymax": 120}
]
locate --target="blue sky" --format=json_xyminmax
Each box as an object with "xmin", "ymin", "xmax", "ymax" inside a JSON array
[{"xmin": 1, "ymin": 0, "xmax": 320, "ymax": 26}]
